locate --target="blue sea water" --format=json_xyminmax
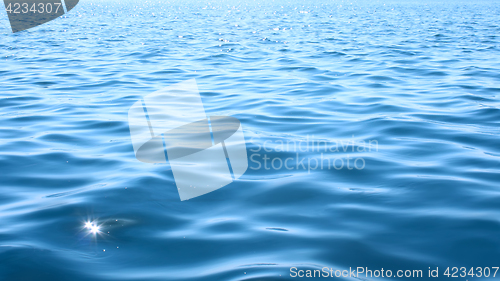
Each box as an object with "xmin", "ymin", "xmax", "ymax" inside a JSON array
[{"xmin": 1, "ymin": 0, "xmax": 500, "ymax": 280}]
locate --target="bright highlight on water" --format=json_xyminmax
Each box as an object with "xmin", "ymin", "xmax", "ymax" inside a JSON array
[{"xmin": 84, "ymin": 221, "xmax": 100, "ymax": 235}]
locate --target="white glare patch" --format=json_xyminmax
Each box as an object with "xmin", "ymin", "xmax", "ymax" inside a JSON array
[
  {"xmin": 84, "ymin": 221, "xmax": 100, "ymax": 235},
  {"xmin": 90, "ymin": 225, "xmax": 100, "ymax": 234}
]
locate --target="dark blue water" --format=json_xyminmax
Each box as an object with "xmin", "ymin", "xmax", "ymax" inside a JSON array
[{"xmin": 1, "ymin": 0, "xmax": 500, "ymax": 280}]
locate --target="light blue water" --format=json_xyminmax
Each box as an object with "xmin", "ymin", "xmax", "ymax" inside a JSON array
[{"xmin": 1, "ymin": 0, "xmax": 500, "ymax": 280}]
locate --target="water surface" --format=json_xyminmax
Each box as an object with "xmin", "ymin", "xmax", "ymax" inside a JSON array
[{"xmin": 1, "ymin": 0, "xmax": 500, "ymax": 280}]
